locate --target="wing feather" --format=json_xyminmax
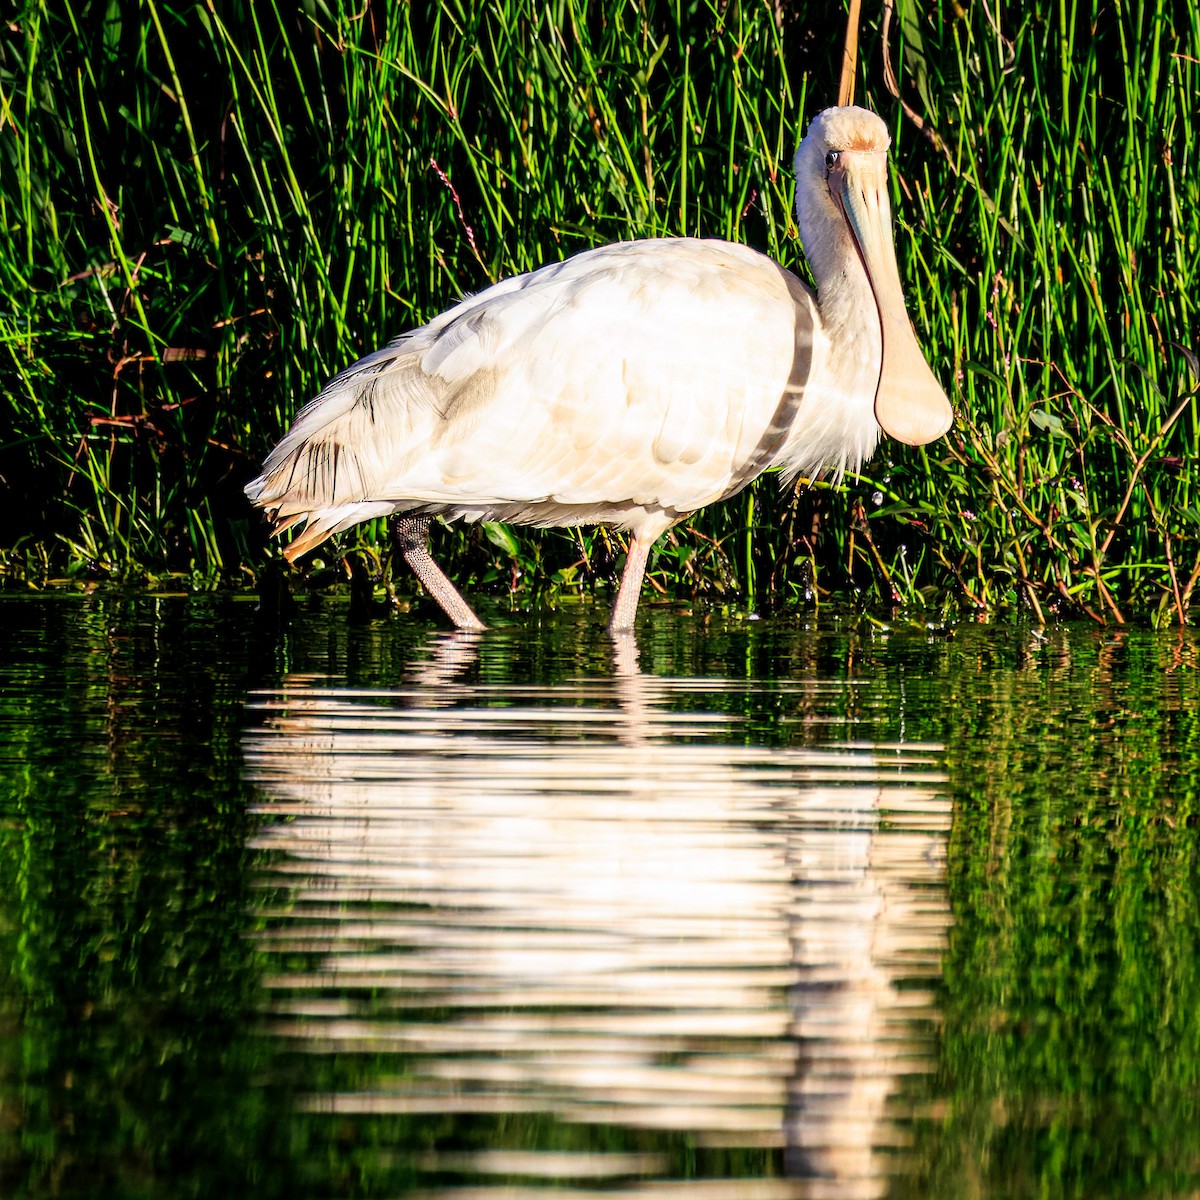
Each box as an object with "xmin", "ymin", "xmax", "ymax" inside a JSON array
[{"xmin": 245, "ymin": 239, "xmax": 817, "ymax": 556}]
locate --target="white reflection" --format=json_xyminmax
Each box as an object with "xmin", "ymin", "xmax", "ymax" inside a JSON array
[{"xmin": 243, "ymin": 633, "xmax": 950, "ymax": 1198}]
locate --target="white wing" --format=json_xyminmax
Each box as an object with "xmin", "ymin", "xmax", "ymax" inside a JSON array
[{"xmin": 246, "ymin": 239, "xmax": 818, "ymax": 557}]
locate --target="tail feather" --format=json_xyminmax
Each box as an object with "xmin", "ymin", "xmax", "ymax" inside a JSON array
[
  {"xmin": 245, "ymin": 340, "xmax": 442, "ymax": 559},
  {"xmin": 278, "ymin": 514, "xmax": 338, "ymax": 563},
  {"xmin": 272, "ymin": 501, "xmax": 400, "ymax": 562}
]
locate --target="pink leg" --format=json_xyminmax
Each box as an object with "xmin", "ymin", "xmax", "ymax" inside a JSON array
[
  {"xmin": 392, "ymin": 516, "xmax": 486, "ymax": 632},
  {"xmin": 608, "ymin": 533, "xmax": 653, "ymax": 633}
]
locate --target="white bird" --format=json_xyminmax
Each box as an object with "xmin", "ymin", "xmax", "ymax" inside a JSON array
[{"xmin": 246, "ymin": 105, "xmax": 952, "ymax": 633}]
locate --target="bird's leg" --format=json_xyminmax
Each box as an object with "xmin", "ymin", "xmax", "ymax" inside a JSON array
[
  {"xmin": 391, "ymin": 514, "xmax": 487, "ymax": 632},
  {"xmin": 608, "ymin": 532, "xmax": 653, "ymax": 634}
]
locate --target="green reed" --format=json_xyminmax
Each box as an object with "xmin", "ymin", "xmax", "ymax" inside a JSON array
[
  {"xmin": 2, "ymin": 0, "xmax": 1197, "ymax": 623},
  {"xmin": 887, "ymin": 0, "xmax": 1200, "ymax": 624}
]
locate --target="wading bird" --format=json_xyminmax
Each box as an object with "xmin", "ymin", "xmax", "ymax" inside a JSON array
[{"xmin": 246, "ymin": 106, "xmax": 952, "ymax": 632}]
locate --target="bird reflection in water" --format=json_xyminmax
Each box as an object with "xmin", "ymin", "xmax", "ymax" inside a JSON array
[{"xmin": 243, "ymin": 633, "xmax": 950, "ymax": 1198}]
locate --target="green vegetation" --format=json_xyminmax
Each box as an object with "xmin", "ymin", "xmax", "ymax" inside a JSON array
[{"xmin": 2, "ymin": 0, "xmax": 1198, "ymax": 622}]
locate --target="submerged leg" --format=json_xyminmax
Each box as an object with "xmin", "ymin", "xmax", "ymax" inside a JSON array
[
  {"xmin": 608, "ymin": 533, "xmax": 654, "ymax": 634},
  {"xmin": 391, "ymin": 515, "xmax": 486, "ymax": 632}
]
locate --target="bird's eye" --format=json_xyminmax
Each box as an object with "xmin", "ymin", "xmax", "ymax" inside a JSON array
[{"xmin": 825, "ymin": 150, "xmax": 842, "ymax": 170}]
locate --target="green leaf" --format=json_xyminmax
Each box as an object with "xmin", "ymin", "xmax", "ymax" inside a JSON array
[
  {"xmin": 1030, "ymin": 409, "xmax": 1067, "ymax": 437},
  {"xmin": 482, "ymin": 522, "xmax": 520, "ymax": 556}
]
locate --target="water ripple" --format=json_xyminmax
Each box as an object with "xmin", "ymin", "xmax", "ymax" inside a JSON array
[{"xmin": 243, "ymin": 636, "xmax": 950, "ymax": 1197}]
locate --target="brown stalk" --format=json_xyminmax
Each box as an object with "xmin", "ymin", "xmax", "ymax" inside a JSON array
[
  {"xmin": 1059, "ymin": 369, "xmax": 1195, "ymax": 621},
  {"xmin": 880, "ymin": 0, "xmax": 952, "ymax": 164},
  {"xmin": 1180, "ymin": 548, "xmax": 1200, "ymax": 615},
  {"xmin": 880, "ymin": 1, "xmax": 1026, "ymax": 246},
  {"xmin": 989, "ymin": 474, "xmax": 1045, "ymax": 624},
  {"xmin": 839, "ymin": 0, "xmax": 862, "ymax": 106},
  {"xmin": 1132, "ymin": 477, "xmax": 1186, "ymax": 624},
  {"xmin": 851, "ymin": 500, "xmax": 900, "ymax": 603},
  {"xmin": 1097, "ymin": 388, "xmax": 1196, "ymax": 559},
  {"xmin": 1055, "ymin": 578, "xmax": 1104, "ymax": 625},
  {"xmin": 949, "ymin": 430, "xmax": 1068, "ymax": 555}
]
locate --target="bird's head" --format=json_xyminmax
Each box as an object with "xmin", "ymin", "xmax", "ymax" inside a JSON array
[{"xmin": 794, "ymin": 106, "xmax": 953, "ymax": 447}]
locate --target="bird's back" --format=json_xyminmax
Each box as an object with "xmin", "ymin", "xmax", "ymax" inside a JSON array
[{"xmin": 246, "ymin": 238, "xmax": 837, "ymax": 558}]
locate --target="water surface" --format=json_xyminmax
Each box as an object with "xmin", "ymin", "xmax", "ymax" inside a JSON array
[{"xmin": 1, "ymin": 595, "xmax": 1197, "ymax": 1199}]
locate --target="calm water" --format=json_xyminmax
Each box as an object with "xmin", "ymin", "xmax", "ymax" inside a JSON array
[{"xmin": 1, "ymin": 593, "xmax": 1197, "ymax": 1199}]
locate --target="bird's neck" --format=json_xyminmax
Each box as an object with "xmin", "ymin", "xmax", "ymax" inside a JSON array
[
  {"xmin": 811, "ymin": 231, "xmax": 883, "ymax": 381},
  {"xmin": 796, "ymin": 186, "xmax": 884, "ymax": 361},
  {"xmin": 811, "ymin": 259, "xmax": 888, "ymax": 403}
]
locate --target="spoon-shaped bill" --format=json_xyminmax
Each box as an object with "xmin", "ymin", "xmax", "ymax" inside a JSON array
[{"xmin": 833, "ymin": 152, "xmax": 953, "ymax": 446}]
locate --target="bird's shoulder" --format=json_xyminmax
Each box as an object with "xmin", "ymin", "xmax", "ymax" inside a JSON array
[{"xmin": 499, "ymin": 237, "xmax": 813, "ymax": 318}]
